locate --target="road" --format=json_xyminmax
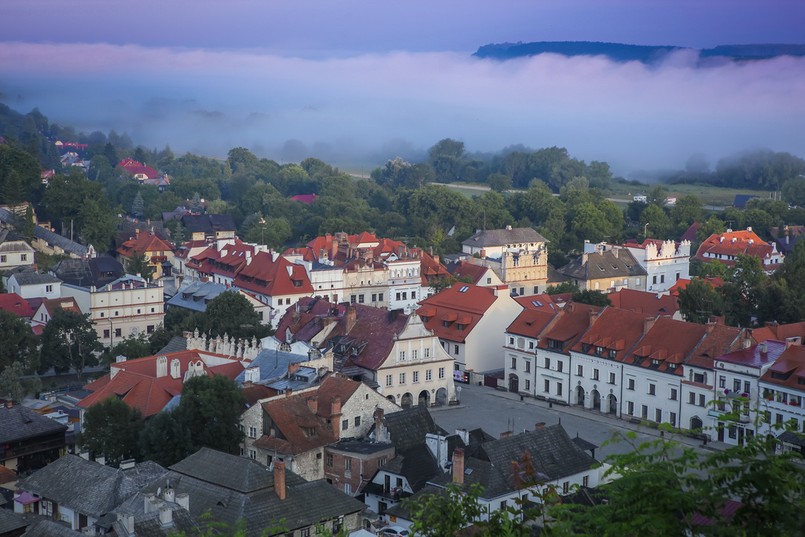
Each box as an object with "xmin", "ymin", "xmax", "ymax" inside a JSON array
[{"xmin": 430, "ymin": 382, "xmax": 722, "ymax": 459}]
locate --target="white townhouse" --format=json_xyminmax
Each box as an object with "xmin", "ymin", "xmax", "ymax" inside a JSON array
[{"xmin": 758, "ymin": 341, "xmax": 805, "ymax": 441}]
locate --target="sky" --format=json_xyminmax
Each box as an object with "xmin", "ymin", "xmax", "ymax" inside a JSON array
[{"xmin": 1, "ymin": 0, "xmax": 804, "ymax": 174}]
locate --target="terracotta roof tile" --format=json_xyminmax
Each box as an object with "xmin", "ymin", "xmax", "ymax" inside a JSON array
[
  {"xmin": 760, "ymin": 345, "xmax": 805, "ymax": 390},
  {"xmin": 417, "ymin": 283, "xmax": 500, "ymax": 343},
  {"xmin": 607, "ymin": 288, "xmax": 679, "ymax": 316}
]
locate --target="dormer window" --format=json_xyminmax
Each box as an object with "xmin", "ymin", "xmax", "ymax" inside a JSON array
[
  {"xmin": 595, "ymin": 346, "xmax": 604, "ymax": 357},
  {"xmin": 608, "ymin": 349, "xmax": 617, "ymax": 359}
]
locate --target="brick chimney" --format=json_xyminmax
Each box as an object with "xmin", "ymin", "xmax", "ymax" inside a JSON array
[
  {"xmin": 535, "ymin": 422, "xmax": 546, "ymax": 430},
  {"xmin": 452, "ymin": 448, "xmax": 465, "ymax": 484},
  {"xmin": 500, "ymin": 431, "xmax": 512, "ymax": 439},
  {"xmin": 331, "ymin": 397, "xmax": 342, "ymax": 437},
  {"xmin": 274, "ymin": 461, "xmax": 286, "ymax": 500},
  {"xmin": 643, "ymin": 316, "xmax": 657, "ymax": 335},
  {"xmin": 345, "ymin": 306, "xmax": 357, "ymax": 333}
]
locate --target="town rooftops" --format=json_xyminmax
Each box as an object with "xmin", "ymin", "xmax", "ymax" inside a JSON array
[
  {"xmin": 116, "ymin": 230, "xmax": 173, "ymax": 257},
  {"xmin": 624, "ymin": 317, "xmax": 709, "ymax": 374},
  {"xmin": 180, "ymin": 214, "xmax": 236, "ymax": 234},
  {"xmin": 607, "ymin": 288, "xmax": 679, "ymax": 317},
  {"xmin": 462, "ymin": 226, "xmax": 547, "ymax": 249},
  {"xmin": 117, "ymin": 158, "xmax": 159, "ymax": 179},
  {"xmin": 8, "ymin": 271, "xmax": 60, "ymax": 286},
  {"xmin": 559, "ymin": 248, "xmax": 646, "ymax": 281},
  {"xmin": 52, "ymin": 256, "xmax": 125, "ymax": 288},
  {"xmin": 383, "ymin": 405, "xmax": 447, "ymax": 454},
  {"xmin": 234, "ymin": 251, "xmax": 313, "ymax": 296},
  {"xmin": 417, "ymin": 283, "xmax": 503, "ymax": 343},
  {"xmin": 537, "ymin": 302, "xmax": 601, "ymax": 350},
  {"xmin": 695, "ymin": 228, "xmax": 782, "ymax": 267},
  {"xmin": 750, "ymin": 321, "xmax": 805, "ymax": 344},
  {"xmin": 716, "ymin": 339, "xmax": 787, "ymax": 369},
  {"xmin": 0, "ymin": 292, "xmax": 34, "ymax": 318},
  {"xmin": 572, "ymin": 307, "xmax": 648, "ymax": 361},
  {"xmin": 759, "ymin": 344, "xmax": 805, "ymax": 390}
]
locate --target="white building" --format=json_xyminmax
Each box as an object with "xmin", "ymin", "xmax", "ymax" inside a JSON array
[{"xmin": 622, "ymin": 239, "xmax": 691, "ymax": 293}]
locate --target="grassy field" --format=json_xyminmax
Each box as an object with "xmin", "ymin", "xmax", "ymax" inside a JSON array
[{"xmin": 609, "ymin": 182, "xmax": 774, "ymax": 207}]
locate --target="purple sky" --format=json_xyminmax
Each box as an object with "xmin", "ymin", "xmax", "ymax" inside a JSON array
[{"xmin": 1, "ymin": 0, "xmax": 804, "ymax": 172}]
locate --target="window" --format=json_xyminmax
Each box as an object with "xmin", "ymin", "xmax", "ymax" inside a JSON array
[
  {"xmin": 582, "ymin": 475, "xmax": 589, "ymax": 487},
  {"xmin": 719, "ymin": 376, "xmax": 726, "ymax": 389},
  {"xmin": 609, "ymin": 372, "xmax": 616, "ymax": 384},
  {"xmin": 699, "ymin": 394, "xmax": 706, "ymax": 407},
  {"xmin": 743, "ymin": 381, "xmax": 750, "ymax": 394},
  {"xmin": 399, "ymin": 351, "xmax": 406, "ymax": 361},
  {"xmin": 301, "ymin": 529, "xmax": 311, "ymax": 537},
  {"xmin": 396, "ymin": 292, "xmax": 401, "ymax": 301},
  {"xmin": 511, "ymin": 357, "xmax": 517, "ymax": 370},
  {"xmin": 544, "ymin": 357, "xmax": 551, "ymax": 369},
  {"xmin": 557, "ymin": 383, "xmax": 562, "ymax": 396},
  {"xmin": 399, "ymin": 373, "xmax": 406, "ymax": 384},
  {"xmin": 439, "ymin": 367, "xmax": 445, "ymax": 379},
  {"xmin": 557, "ymin": 361, "xmax": 563, "ymax": 372},
  {"xmin": 577, "ymin": 364, "xmax": 583, "ymax": 377},
  {"xmin": 627, "ymin": 378, "xmax": 635, "ymax": 390},
  {"xmin": 593, "ymin": 369, "xmax": 599, "ymax": 381},
  {"xmin": 733, "ymin": 379, "xmax": 741, "ymax": 392},
  {"xmin": 689, "ymin": 392, "xmax": 695, "ymax": 404},
  {"xmin": 345, "ymin": 457, "xmax": 352, "ymax": 470},
  {"xmin": 562, "ymin": 482, "xmax": 569, "ymax": 494},
  {"xmin": 45, "ymin": 284, "xmax": 53, "ymax": 293},
  {"xmin": 20, "ymin": 254, "xmax": 27, "ymax": 261},
  {"xmin": 358, "ymin": 294, "xmax": 365, "ymax": 303},
  {"xmin": 103, "ymin": 329, "xmax": 110, "ymax": 338},
  {"xmin": 378, "ymin": 293, "xmax": 384, "ymax": 302},
  {"xmin": 354, "ymin": 416, "xmax": 361, "ymax": 428},
  {"xmin": 342, "ymin": 419, "xmax": 349, "ymax": 431},
  {"xmin": 0, "ymin": 255, "xmax": 5, "ymax": 263},
  {"xmin": 641, "ymin": 405, "xmax": 648, "ymax": 419},
  {"xmin": 627, "ymin": 401, "xmax": 634, "ymax": 415},
  {"xmin": 147, "ymin": 325, "xmax": 155, "ymax": 333},
  {"xmin": 412, "ymin": 349, "xmax": 418, "ymax": 360},
  {"xmin": 670, "ymin": 388, "xmax": 678, "ymax": 401},
  {"xmin": 524, "ymin": 360, "xmax": 531, "ymax": 373},
  {"xmin": 454, "ymin": 344, "xmax": 459, "ymax": 355},
  {"xmin": 670, "ymin": 412, "xmax": 677, "ymax": 427},
  {"xmin": 248, "ymin": 426, "xmax": 258, "ymax": 438},
  {"xmin": 648, "ymin": 384, "xmax": 656, "ymax": 396},
  {"xmin": 487, "ymin": 277, "xmax": 492, "ymax": 284},
  {"xmin": 385, "ymin": 374, "xmax": 393, "ymax": 387},
  {"xmin": 509, "ymin": 336, "xmax": 515, "ymax": 345},
  {"xmin": 350, "ymin": 295, "xmax": 356, "ymax": 303},
  {"xmin": 655, "ymin": 409, "xmax": 662, "ymax": 422},
  {"xmin": 371, "ymin": 293, "xmax": 377, "ymax": 302},
  {"xmin": 652, "ymin": 275, "xmax": 657, "ymax": 285},
  {"xmin": 544, "ymin": 379, "xmax": 550, "ymax": 393},
  {"xmin": 413, "ymin": 371, "xmax": 419, "ymax": 383},
  {"xmin": 115, "ymin": 328, "xmax": 122, "ymax": 337},
  {"xmin": 426, "ymin": 369, "xmax": 432, "ymax": 381},
  {"xmin": 326, "ymin": 453, "xmax": 333, "ymax": 467},
  {"xmin": 249, "ymin": 449, "xmax": 256, "ymax": 459},
  {"xmin": 343, "ymin": 483, "xmax": 352, "ymax": 495},
  {"xmin": 525, "ymin": 379, "xmax": 531, "ymax": 391}
]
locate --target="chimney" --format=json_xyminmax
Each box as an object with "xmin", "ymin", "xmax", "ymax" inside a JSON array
[
  {"xmin": 274, "ymin": 461, "xmax": 287, "ymax": 500},
  {"xmin": 144, "ymin": 493, "xmax": 157, "ymax": 514},
  {"xmin": 163, "ymin": 488, "xmax": 175, "ymax": 503},
  {"xmin": 500, "ymin": 431, "xmax": 512, "ymax": 439},
  {"xmin": 175, "ymin": 493, "xmax": 189, "ymax": 511},
  {"xmin": 373, "ymin": 408, "xmax": 386, "ymax": 443},
  {"xmin": 759, "ymin": 342, "xmax": 768, "ymax": 354},
  {"xmin": 119, "ymin": 459, "xmax": 136, "ymax": 470},
  {"xmin": 307, "ymin": 396, "xmax": 318, "ymax": 414},
  {"xmin": 117, "ymin": 513, "xmax": 135, "ymax": 536},
  {"xmin": 644, "ymin": 316, "xmax": 657, "ymax": 335},
  {"xmin": 331, "ymin": 397, "xmax": 342, "ymax": 437},
  {"xmin": 158, "ymin": 506, "xmax": 173, "ymax": 526},
  {"xmin": 452, "ymin": 448, "xmax": 465, "ymax": 484},
  {"xmin": 535, "ymin": 422, "xmax": 546, "ymax": 430},
  {"xmin": 345, "ymin": 305, "xmax": 357, "ymax": 333}
]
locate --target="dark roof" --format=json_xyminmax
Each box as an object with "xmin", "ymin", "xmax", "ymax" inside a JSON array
[
  {"xmin": 158, "ymin": 448, "xmax": 365, "ymax": 536},
  {"xmin": 559, "ymin": 249, "xmax": 646, "ymax": 281},
  {"xmin": 51, "ymin": 256, "xmax": 125, "ymax": 288},
  {"xmin": 571, "ymin": 435, "xmax": 598, "ymax": 453},
  {"xmin": 0, "ymin": 508, "xmax": 28, "ymax": 534},
  {"xmin": 21, "ymin": 519, "xmax": 84, "ymax": 537},
  {"xmin": 18, "ymin": 455, "xmax": 166, "ymax": 518},
  {"xmin": 777, "ymin": 430, "xmax": 805, "ymax": 447},
  {"xmin": 180, "ymin": 214, "xmax": 236, "ymax": 233},
  {"xmin": 327, "ymin": 439, "xmax": 394, "ymax": 455},
  {"xmin": 0, "ymin": 405, "xmax": 67, "ymax": 444},
  {"xmin": 111, "ymin": 492, "xmax": 200, "ymax": 537},
  {"xmin": 8, "ymin": 271, "xmax": 60, "ymax": 286},
  {"xmin": 384, "ymin": 405, "xmax": 446, "ymax": 453},
  {"xmin": 732, "ymin": 194, "xmax": 758, "ymax": 209},
  {"xmin": 462, "ymin": 227, "xmax": 547, "ymax": 249},
  {"xmin": 154, "ymin": 335, "xmax": 188, "ymax": 355}
]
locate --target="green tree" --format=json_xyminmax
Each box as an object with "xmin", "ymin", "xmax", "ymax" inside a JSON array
[
  {"xmin": 139, "ymin": 411, "xmax": 194, "ymax": 468},
  {"xmin": 204, "ymin": 291, "xmax": 262, "ymax": 339},
  {"xmin": 175, "ymin": 375, "xmax": 245, "ymax": 455},
  {"xmin": 572, "ymin": 289, "xmax": 611, "ymax": 307},
  {"xmin": 721, "ymin": 254, "xmax": 766, "ymax": 326},
  {"xmin": 39, "ymin": 309, "xmax": 100, "ymax": 377},
  {"xmin": 670, "ymin": 195, "xmax": 703, "ymax": 234},
  {"xmin": 487, "ymin": 173, "xmax": 513, "ymax": 192},
  {"xmin": 0, "ymin": 310, "xmax": 38, "ymax": 372},
  {"xmin": 678, "ymin": 279, "xmax": 723, "ymax": 324},
  {"xmin": 131, "ymin": 191, "xmax": 145, "ymax": 218},
  {"xmin": 79, "ymin": 397, "xmax": 144, "ymax": 466},
  {"xmin": 102, "ymin": 334, "xmax": 153, "ymax": 364},
  {"xmin": 639, "ymin": 203, "xmax": 672, "ymax": 240},
  {"xmin": 406, "ymin": 483, "xmax": 486, "ymax": 537},
  {"xmin": 126, "ymin": 252, "xmax": 155, "ymax": 281},
  {"xmin": 428, "ymin": 138, "xmax": 466, "ymax": 183}
]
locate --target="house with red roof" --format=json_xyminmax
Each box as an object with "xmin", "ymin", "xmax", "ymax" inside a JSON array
[
  {"xmin": 695, "ymin": 227, "xmax": 784, "ymax": 273},
  {"xmin": 504, "ymin": 300, "xmax": 600, "ymax": 401},
  {"xmin": 446, "ymin": 260, "xmax": 503, "ymax": 287},
  {"xmin": 748, "ymin": 320, "xmax": 805, "ymax": 344},
  {"xmin": 668, "ymin": 276, "xmax": 725, "ymax": 297},
  {"xmin": 710, "ymin": 340, "xmax": 788, "ymax": 445},
  {"xmin": 417, "ymin": 283, "xmax": 521, "ymax": 374},
  {"xmin": 183, "ymin": 238, "xmax": 264, "ymax": 286},
  {"xmin": 116, "ymin": 158, "xmax": 160, "ymax": 181},
  {"xmin": 289, "ymin": 193, "xmax": 317, "ymax": 204},
  {"xmin": 116, "ymin": 230, "xmax": 175, "ymax": 279},
  {"xmin": 758, "ymin": 342, "xmax": 805, "ymax": 450},
  {"xmin": 233, "ymin": 251, "xmax": 313, "ymax": 328},
  {"xmin": 30, "ymin": 297, "xmax": 81, "ymax": 328},
  {"xmin": 78, "ymin": 349, "xmax": 246, "ymax": 418},
  {"xmin": 0, "ymin": 292, "xmax": 35, "ymax": 320},
  {"xmin": 267, "ymin": 297, "xmax": 456, "ymax": 409},
  {"xmin": 238, "ymin": 375, "xmax": 399, "ymax": 481}
]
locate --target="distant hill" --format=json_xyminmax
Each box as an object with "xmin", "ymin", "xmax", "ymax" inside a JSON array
[{"xmin": 473, "ymin": 41, "xmax": 805, "ymax": 63}]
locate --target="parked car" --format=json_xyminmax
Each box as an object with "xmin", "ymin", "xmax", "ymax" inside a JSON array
[{"xmin": 378, "ymin": 526, "xmax": 411, "ymax": 537}]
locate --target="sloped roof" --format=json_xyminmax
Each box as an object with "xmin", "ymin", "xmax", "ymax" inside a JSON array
[
  {"xmin": 21, "ymin": 519, "xmax": 84, "ymax": 537},
  {"xmin": 52, "ymin": 256, "xmax": 125, "ymax": 288},
  {"xmin": 157, "ymin": 448, "xmax": 364, "ymax": 535},
  {"xmin": 0, "ymin": 292, "xmax": 34, "ymax": 317},
  {"xmin": 446, "ymin": 260, "xmax": 493, "ymax": 285},
  {"xmin": 695, "ymin": 228, "xmax": 779, "ymax": 265},
  {"xmin": 0, "ymin": 508, "xmax": 27, "ymax": 534},
  {"xmin": 607, "ymin": 288, "xmax": 679, "ymax": 317},
  {"xmin": 559, "ymin": 249, "xmax": 646, "ymax": 281},
  {"xmin": 255, "ymin": 391, "xmax": 337, "ymax": 454},
  {"xmin": 37, "ymin": 297, "xmax": 81, "ymax": 318},
  {"xmin": 116, "ymin": 231, "xmax": 173, "ymax": 257},
  {"xmin": 18, "ymin": 455, "xmax": 162, "ymax": 518},
  {"xmin": 9, "ymin": 271, "xmax": 60, "ymax": 286},
  {"xmin": 716, "ymin": 339, "xmax": 787, "ymax": 369},
  {"xmin": 506, "ymin": 308, "xmax": 556, "ymax": 338},
  {"xmin": 751, "ymin": 321, "xmax": 805, "ymax": 344},
  {"xmin": 572, "ymin": 307, "xmax": 648, "ymax": 361},
  {"xmin": 686, "ymin": 323, "xmax": 744, "ymax": 369},
  {"xmin": 180, "ymin": 214, "xmax": 236, "ymax": 234},
  {"xmin": 384, "ymin": 405, "xmax": 446, "ymax": 454},
  {"xmin": 623, "ymin": 317, "xmax": 709, "ymax": 374},
  {"xmin": 0, "ymin": 405, "xmax": 67, "ymax": 444},
  {"xmin": 759, "ymin": 344, "xmax": 805, "ymax": 390},
  {"xmin": 538, "ymin": 302, "xmax": 601, "ymax": 348},
  {"xmin": 234, "ymin": 251, "xmax": 313, "ymax": 297},
  {"xmin": 117, "ymin": 158, "xmax": 159, "ymax": 179},
  {"xmin": 417, "ymin": 283, "xmax": 501, "ymax": 343},
  {"xmin": 462, "ymin": 227, "xmax": 547, "ymax": 249}
]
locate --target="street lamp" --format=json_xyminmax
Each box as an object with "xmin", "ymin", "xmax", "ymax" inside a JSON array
[{"xmin": 258, "ymin": 216, "xmax": 267, "ymax": 246}]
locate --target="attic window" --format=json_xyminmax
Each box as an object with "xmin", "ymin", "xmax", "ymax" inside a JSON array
[
  {"xmin": 293, "ymin": 280, "xmax": 302, "ymax": 287},
  {"xmin": 459, "ymin": 285, "xmax": 470, "ymax": 293},
  {"xmin": 608, "ymin": 349, "xmax": 617, "ymax": 359},
  {"xmin": 651, "ymin": 359, "xmax": 660, "ymax": 366},
  {"xmin": 531, "ymin": 300, "xmax": 543, "ymax": 307}
]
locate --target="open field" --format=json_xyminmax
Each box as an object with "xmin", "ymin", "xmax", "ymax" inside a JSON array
[{"xmin": 609, "ymin": 182, "xmax": 774, "ymax": 207}]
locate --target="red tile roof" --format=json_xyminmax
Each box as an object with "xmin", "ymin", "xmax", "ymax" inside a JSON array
[
  {"xmin": 255, "ymin": 391, "xmax": 337, "ymax": 454},
  {"xmin": 116, "ymin": 231, "xmax": 173, "ymax": 258},
  {"xmin": 117, "ymin": 158, "xmax": 159, "ymax": 179},
  {"xmin": 290, "ymin": 193, "xmax": 317, "ymax": 204},
  {"xmin": 78, "ymin": 350, "xmax": 245, "ymax": 417},
  {"xmin": 513, "ymin": 294, "xmax": 558, "ymax": 313},
  {"xmin": 607, "ymin": 288, "xmax": 679, "ymax": 317},
  {"xmin": 623, "ymin": 317, "xmax": 709, "ymax": 375},
  {"xmin": 686, "ymin": 324, "xmax": 744, "ymax": 369},
  {"xmin": 417, "ymin": 283, "xmax": 502, "ymax": 343},
  {"xmin": 537, "ymin": 302, "xmax": 602, "ymax": 350},
  {"xmin": 760, "ymin": 344, "xmax": 805, "ymax": 390},
  {"xmin": 695, "ymin": 229, "xmax": 781, "ymax": 267},
  {"xmin": 448, "ymin": 261, "xmax": 493, "ymax": 285},
  {"xmin": 668, "ymin": 277, "xmax": 724, "ymax": 297},
  {"xmin": 750, "ymin": 321, "xmax": 805, "ymax": 344},
  {"xmin": 572, "ymin": 307, "xmax": 648, "ymax": 361},
  {"xmin": 0, "ymin": 293, "xmax": 34, "ymax": 318},
  {"xmin": 507, "ymin": 309, "xmax": 556, "ymax": 338},
  {"xmin": 37, "ymin": 297, "xmax": 81, "ymax": 318},
  {"xmin": 234, "ymin": 251, "xmax": 313, "ymax": 297}
]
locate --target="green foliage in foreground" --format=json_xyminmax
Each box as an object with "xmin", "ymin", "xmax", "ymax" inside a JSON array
[{"xmin": 405, "ymin": 426, "xmax": 805, "ymax": 537}]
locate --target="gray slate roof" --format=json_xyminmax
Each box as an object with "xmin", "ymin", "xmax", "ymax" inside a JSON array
[
  {"xmin": 559, "ymin": 249, "xmax": 646, "ymax": 281},
  {"xmin": 0, "ymin": 405, "xmax": 67, "ymax": 444},
  {"xmin": 9, "ymin": 271, "xmax": 61, "ymax": 286},
  {"xmin": 21, "ymin": 519, "xmax": 84, "ymax": 536},
  {"xmin": 167, "ymin": 280, "xmax": 232, "ymax": 313},
  {"xmin": 384, "ymin": 405, "xmax": 447, "ymax": 453},
  {"xmin": 155, "ymin": 335, "xmax": 188, "ymax": 355},
  {"xmin": 17, "ymin": 455, "xmax": 167, "ymax": 519},
  {"xmin": 0, "ymin": 508, "xmax": 28, "ymax": 534},
  {"xmin": 180, "ymin": 214, "xmax": 236, "ymax": 234},
  {"xmin": 51, "ymin": 256, "xmax": 124, "ymax": 288},
  {"xmin": 462, "ymin": 227, "xmax": 547, "ymax": 248},
  {"xmin": 235, "ymin": 349, "xmax": 312, "ymax": 385},
  {"xmin": 34, "ymin": 225, "xmax": 91, "ymax": 257},
  {"xmin": 154, "ymin": 448, "xmax": 364, "ymax": 536}
]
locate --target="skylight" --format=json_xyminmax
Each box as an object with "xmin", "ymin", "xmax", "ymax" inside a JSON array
[{"xmin": 459, "ymin": 285, "xmax": 470, "ymax": 293}]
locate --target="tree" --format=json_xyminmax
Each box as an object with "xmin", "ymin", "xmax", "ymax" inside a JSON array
[
  {"xmin": 131, "ymin": 191, "xmax": 144, "ymax": 218},
  {"xmin": 428, "ymin": 138, "xmax": 466, "ymax": 183},
  {"xmin": 204, "ymin": 291, "xmax": 262, "ymax": 339},
  {"xmin": 721, "ymin": 254, "xmax": 766, "ymax": 327},
  {"xmin": 138, "ymin": 411, "xmax": 195, "ymax": 468},
  {"xmin": 79, "ymin": 397, "xmax": 144, "ymax": 466},
  {"xmin": 0, "ymin": 310, "xmax": 38, "ymax": 372},
  {"xmin": 639, "ymin": 204, "xmax": 672, "ymax": 240},
  {"xmin": 572, "ymin": 289, "xmax": 611, "ymax": 307},
  {"xmin": 39, "ymin": 309, "xmax": 100, "ymax": 377},
  {"xmin": 102, "ymin": 334, "xmax": 152, "ymax": 364},
  {"xmin": 174, "ymin": 375, "xmax": 245, "ymax": 455},
  {"xmin": 678, "ymin": 279, "xmax": 723, "ymax": 324},
  {"xmin": 126, "ymin": 251, "xmax": 155, "ymax": 281},
  {"xmin": 487, "ymin": 173, "xmax": 513, "ymax": 192},
  {"xmin": 406, "ymin": 483, "xmax": 486, "ymax": 537}
]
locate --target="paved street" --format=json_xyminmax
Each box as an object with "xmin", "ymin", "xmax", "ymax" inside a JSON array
[{"xmin": 430, "ymin": 382, "xmax": 726, "ymax": 459}]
